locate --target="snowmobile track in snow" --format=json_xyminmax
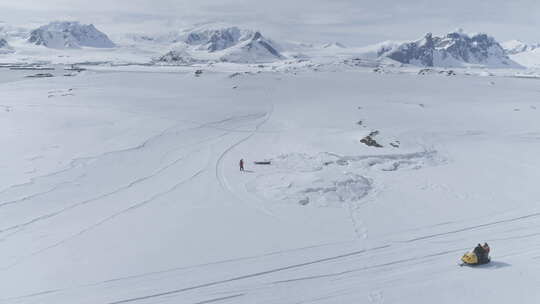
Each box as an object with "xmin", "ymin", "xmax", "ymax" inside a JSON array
[
  {"xmin": 105, "ymin": 245, "xmax": 388, "ymax": 304},
  {"xmin": 403, "ymin": 211, "xmax": 540, "ymax": 243}
]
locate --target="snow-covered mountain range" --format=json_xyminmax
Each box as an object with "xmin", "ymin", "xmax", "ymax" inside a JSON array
[
  {"xmin": 27, "ymin": 21, "xmax": 116, "ymax": 49},
  {"xmin": 371, "ymin": 30, "xmax": 520, "ymax": 68},
  {"xmin": 1, "ymin": 21, "xmax": 540, "ymax": 69}
]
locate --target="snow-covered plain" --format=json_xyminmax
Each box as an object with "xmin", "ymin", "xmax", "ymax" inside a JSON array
[{"xmin": 1, "ymin": 65, "xmax": 540, "ymax": 304}]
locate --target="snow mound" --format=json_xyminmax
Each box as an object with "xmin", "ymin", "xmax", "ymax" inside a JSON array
[
  {"xmin": 375, "ymin": 30, "xmax": 521, "ymax": 68},
  {"xmin": 251, "ymin": 171, "xmax": 372, "ymax": 207},
  {"xmin": 28, "ymin": 21, "xmax": 116, "ymax": 49}
]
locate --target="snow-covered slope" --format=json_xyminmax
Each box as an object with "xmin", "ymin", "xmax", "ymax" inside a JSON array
[
  {"xmin": 502, "ymin": 40, "xmax": 540, "ymax": 55},
  {"xmin": 374, "ymin": 30, "xmax": 520, "ymax": 68},
  {"xmin": 501, "ymin": 40, "xmax": 540, "ymax": 68},
  {"xmin": 28, "ymin": 21, "xmax": 115, "ymax": 49}
]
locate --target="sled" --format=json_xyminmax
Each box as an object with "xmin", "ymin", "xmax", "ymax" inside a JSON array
[
  {"xmin": 254, "ymin": 161, "xmax": 272, "ymax": 165},
  {"xmin": 459, "ymin": 252, "xmax": 490, "ymax": 267}
]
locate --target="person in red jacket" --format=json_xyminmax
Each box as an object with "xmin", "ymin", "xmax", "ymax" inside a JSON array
[
  {"xmin": 483, "ymin": 243, "xmax": 490, "ymax": 255},
  {"xmin": 239, "ymin": 159, "xmax": 245, "ymax": 172}
]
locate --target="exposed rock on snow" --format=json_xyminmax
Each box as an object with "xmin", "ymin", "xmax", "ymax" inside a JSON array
[
  {"xmin": 28, "ymin": 21, "xmax": 115, "ymax": 49},
  {"xmin": 376, "ymin": 30, "xmax": 520, "ymax": 68},
  {"xmin": 0, "ymin": 38, "xmax": 13, "ymax": 54},
  {"xmin": 322, "ymin": 42, "xmax": 346, "ymax": 49},
  {"xmin": 153, "ymin": 48, "xmax": 201, "ymax": 65},
  {"xmin": 418, "ymin": 68, "xmax": 456, "ymax": 76},
  {"xmin": 361, "ymin": 131, "xmax": 383, "ymax": 148}
]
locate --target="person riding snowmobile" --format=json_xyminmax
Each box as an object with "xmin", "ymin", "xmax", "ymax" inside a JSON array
[
  {"xmin": 473, "ymin": 244, "xmax": 488, "ymax": 263},
  {"xmin": 482, "ymin": 242, "xmax": 490, "ymax": 255}
]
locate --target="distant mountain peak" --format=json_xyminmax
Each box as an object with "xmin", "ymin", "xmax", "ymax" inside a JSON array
[
  {"xmin": 157, "ymin": 24, "xmax": 284, "ymax": 64},
  {"xmin": 28, "ymin": 21, "xmax": 115, "ymax": 49}
]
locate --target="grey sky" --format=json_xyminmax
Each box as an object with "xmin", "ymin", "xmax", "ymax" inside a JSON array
[{"xmin": 1, "ymin": 0, "xmax": 540, "ymax": 46}]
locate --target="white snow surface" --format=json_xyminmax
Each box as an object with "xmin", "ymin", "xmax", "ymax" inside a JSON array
[{"xmin": 0, "ymin": 64, "xmax": 540, "ymax": 304}]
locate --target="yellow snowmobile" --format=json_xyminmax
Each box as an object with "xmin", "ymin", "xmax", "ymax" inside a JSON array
[{"xmin": 460, "ymin": 243, "xmax": 491, "ymax": 266}]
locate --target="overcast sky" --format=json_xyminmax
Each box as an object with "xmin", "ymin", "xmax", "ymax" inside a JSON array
[{"xmin": 1, "ymin": 0, "xmax": 540, "ymax": 46}]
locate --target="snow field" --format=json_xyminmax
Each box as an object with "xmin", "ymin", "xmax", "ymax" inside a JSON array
[{"xmin": 1, "ymin": 68, "xmax": 540, "ymax": 303}]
